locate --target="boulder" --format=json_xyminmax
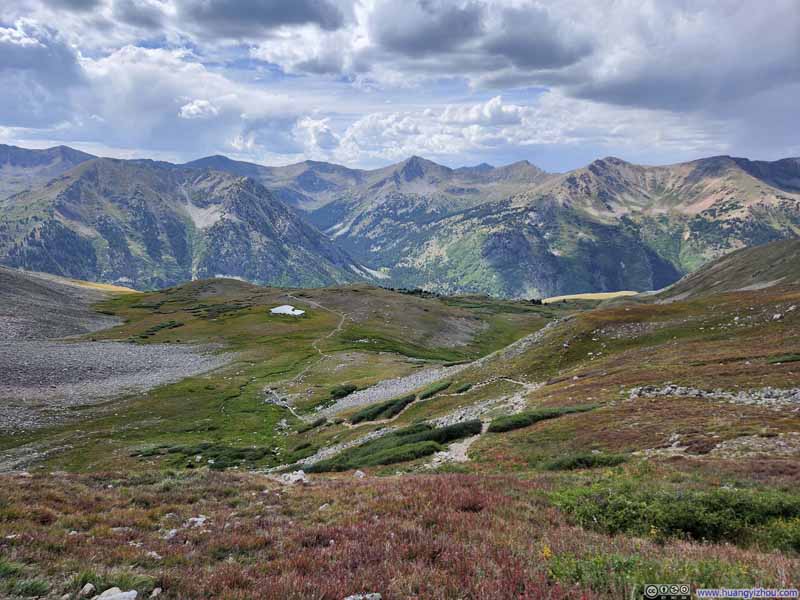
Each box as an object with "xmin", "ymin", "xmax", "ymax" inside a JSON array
[
  {"xmin": 280, "ymin": 470, "xmax": 309, "ymax": 485},
  {"xmin": 96, "ymin": 588, "xmax": 137, "ymax": 600}
]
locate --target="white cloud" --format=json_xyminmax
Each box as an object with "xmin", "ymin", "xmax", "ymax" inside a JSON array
[
  {"xmin": 0, "ymin": 1, "xmax": 797, "ymax": 168},
  {"xmin": 0, "ymin": 20, "xmax": 85, "ymax": 127},
  {"xmin": 441, "ymin": 96, "xmax": 523, "ymax": 126},
  {"xmin": 334, "ymin": 92, "xmax": 730, "ymax": 165},
  {"xmin": 178, "ymin": 99, "xmax": 219, "ymax": 120},
  {"xmin": 294, "ymin": 116, "xmax": 339, "ymax": 152}
]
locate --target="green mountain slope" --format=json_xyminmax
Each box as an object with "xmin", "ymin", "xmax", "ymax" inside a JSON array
[
  {"xmin": 2, "ymin": 145, "xmax": 799, "ymax": 297},
  {"xmin": 310, "ymin": 155, "xmax": 800, "ymax": 297},
  {"xmin": 0, "ymin": 158, "xmax": 366, "ymax": 289},
  {"xmin": 0, "ymin": 144, "xmax": 95, "ymax": 199},
  {"xmin": 657, "ymin": 238, "xmax": 800, "ymax": 300}
]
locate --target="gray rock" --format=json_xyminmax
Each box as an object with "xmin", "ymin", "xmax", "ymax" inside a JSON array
[
  {"xmin": 149, "ymin": 588, "xmax": 162, "ymax": 598},
  {"xmin": 96, "ymin": 588, "xmax": 137, "ymax": 600},
  {"xmin": 344, "ymin": 594, "xmax": 382, "ymax": 600},
  {"xmin": 280, "ymin": 470, "xmax": 309, "ymax": 485},
  {"xmin": 79, "ymin": 583, "xmax": 95, "ymax": 597}
]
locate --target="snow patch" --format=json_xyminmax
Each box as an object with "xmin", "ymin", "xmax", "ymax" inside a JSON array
[
  {"xmin": 214, "ymin": 274, "xmax": 246, "ymax": 282},
  {"xmin": 327, "ymin": 221, "xmax": 351, "ymax": 238},
  {"xmin": 271, "ymin": 305, "xmax": 305, "ymax": 316},
  {"xmin": 360, "ymin": 265, "xmax": 390, "ymax": 280}
]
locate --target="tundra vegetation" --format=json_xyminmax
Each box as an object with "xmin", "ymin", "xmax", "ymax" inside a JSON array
[{"xmin": 2, "ymin": 243, "xmax": 800, "ymax": 598}]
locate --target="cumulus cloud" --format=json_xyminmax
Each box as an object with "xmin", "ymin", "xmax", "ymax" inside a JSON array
[
  {"xmin": 111, "ymin": 0, "xmax": 165, "ymax": 29},
  {"xmin": 370, "ymin": 0, "xmax": 484, "ymax": 57},
  {"xmin": 0, "ymin": 20, "xmax": 85, "ymax": 127},
  {"xmin": 333, "ymin": 92, "xmax": 729, "ymax": 166},
  {"xmin": 40, "ymin": 0, "xmax": 101, "ymax": 12},
  {"xmin": 0, "ymin": 0, "xmax": 797, "ymax": 167},
  {"xmin": 442, "ymin": 96, "xmax": 523, "ymax": 126},
  {"xmin": 482, "ymin": 5, "xmax": 592, "ymax": 70},
  {"xmin": 178, "ymin": 99, "xmax": 219, "ymax": 120},
  {"xmin": 175, "ymin": 0, "xmax": 345, "ymax": 38},
  {"xmin": 294, "ymin": 116, "xmax": 340, "ymax": 153}
]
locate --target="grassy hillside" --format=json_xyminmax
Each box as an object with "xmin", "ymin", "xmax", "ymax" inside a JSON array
[
  {"xmin": 0, "ymin": 280, "xmax": 560, "ymax": 472},
  {"xmin": 657, "ymin": 239, "xmax": 800, "ymax": 300},
  {"xmin": 2, "ymin": 244, "xmax": 800, "ymax": 598}
]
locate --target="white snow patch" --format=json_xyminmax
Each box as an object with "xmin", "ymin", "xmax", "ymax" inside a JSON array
[
  {"xmin": 271, "ymin": 305, "xmax": 305, "ymax": 316},
  {"xmin": 327, "ymin": 221, "xmax": 351, "ymax": 238},
  {"xmin": 214, "ymin": 274, "xmax": 246, "ymax": 282},
  {"xmin": 185, "ymin": 202, "xmax": 223, "ymax": 229},
  {"xmin": 360, "ymin": 265, "xmax": 390, "ymax": 280}
]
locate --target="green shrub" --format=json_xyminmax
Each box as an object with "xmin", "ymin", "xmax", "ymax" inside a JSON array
[
  {"xmin": 330, "ymin": 384, "xmax": 358, "ymax": 400},
  {"xmin": 359, "ymin": 441, "xmax": 443, "ymax": 467},
  {"xmin": 307, "ymin": 420, "xmax": 481, "ymax": 472},
  {"xmin": 454, "ymin": 383, "xmax": 473, "ymax": 394},
  {"xmin": 767, "ymin": 353, "xmax": 800, "ymax": 364},
  {"xmin": 148, "ymin": 443, "xmax": 274, "ymax": 470},
  {"xmin": 297, "ymin": 417, "xmax": 327, "ymax": 433},
  {"xmin": 349, "ymin": 395, "xmax": 416, "ymax": 423},
  {"xmin": 0, "ymin": 559, "xmax": 22, "ymax": 579},
  {"xmin": 12, "ymin": 579, "xmax": 49, "ymax": 597},
  {"xmin": 549, "ymin": 553, "xmax": 757, "ymax": 593},
  {"xmin": 553, "ymin": 481, "xmax": 800, "ymax": 547},
  {"xmin": 543, "ymin": 453, "xmax": 627, "ymax": 471},
  {"xmin": 419, "ymin": 381, "xmax": 452, "ymax": 400},
  {"xmin": 488, "ymin": 405, "xmax": 597, "ymax": 433},
  {"xmin": 755, "ymin": 516, "xmax": 800, "ymax": 553}
]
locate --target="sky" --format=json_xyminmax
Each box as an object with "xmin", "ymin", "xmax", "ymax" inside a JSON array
[{"xmin": 1, "ymin": 0, "xmax": 798, "ymax": 172}]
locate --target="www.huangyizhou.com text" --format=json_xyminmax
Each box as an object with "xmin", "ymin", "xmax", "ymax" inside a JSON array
[{"xmin": 696, "ymin": 589, "xmax": 799, "ymax": 599}]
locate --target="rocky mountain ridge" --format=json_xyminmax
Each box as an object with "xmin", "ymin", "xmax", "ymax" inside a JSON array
[
  {"xmin": 0, "ymin": 156, "xmax": 364, "ymax": 289},
  {"xmin": 1, "ymin": 144, "xmax": 798, "ymax": 295}
]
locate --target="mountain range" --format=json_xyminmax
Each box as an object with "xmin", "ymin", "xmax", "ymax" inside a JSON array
[{"xmin": 1, "ymin": 143, "xmax": 798, "ymax": 296}]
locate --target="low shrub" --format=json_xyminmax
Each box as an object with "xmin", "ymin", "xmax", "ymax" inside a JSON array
[
  {"xmin": 359, "ymin": 441, "xmax": 443, "ymax": 467},
  {"xmin": 549, "ymin": 553, "xmax": 757, "ymax": 593},
  {"xmin": 454, "ymin": 383, "xmax": 473, "ymax": 394},
  {"xmin": 139, "ymin": 443, "xmax": 274, "ymax": 470},
  {"xmin": 543, "ymin": 453, "xmax": 627, "ymax": 471},
  {"xmin": 330, "ymin": 384, "xmax": 358, "ymax": 400},
  {"xmin": 419, "ymin": 381, "xmax": 452, "ymax": 400},
  {"xmin": 307, "ymin": 420, "xmax": 482, "ymax": 472},
  {"xmin": 11, "ymin": 579, "xmax": 49, "ymax": 597},
  {"xmin": 0, "ymin": 559, "xmax": 22, "ymax": 579},
  {"xmin": 350, "ymin": 395, "xmax": 416, "ymax": 423},
  {"xmin": 767, "ymin": 353, "xmax": 800, "ymax": 364},
  {"xmin": 297, "ymin": 417, "xmax": 327, "ymax": 433},
  {"xmin": 553, "ymin": 481, "xmax": 800, "ymax": 548},
  {"xmin": 488, "ymin": 405, "xmax": 597, "ymax": 433}
]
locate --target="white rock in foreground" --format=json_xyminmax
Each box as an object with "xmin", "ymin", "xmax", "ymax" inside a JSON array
[{"xmin": 96, "ymin": 587, "xmax": 137, "ymax": 600}]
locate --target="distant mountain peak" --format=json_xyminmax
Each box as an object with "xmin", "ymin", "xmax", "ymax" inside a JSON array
[{"xmin": 394, "ymin": 155, "xmax": 450, "ymax": 182}]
